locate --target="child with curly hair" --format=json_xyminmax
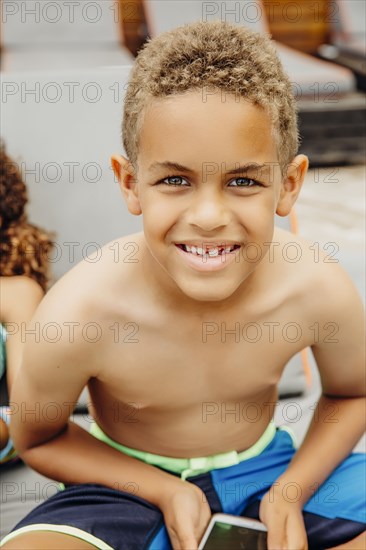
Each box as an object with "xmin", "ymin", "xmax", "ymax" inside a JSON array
[
  {"xmin": 2, "ymin": 21, "xmax": 365, "ymax": 550},
  {"xmin": 0, "ymin": 141, "xmax": 54, "ymax": 464}
]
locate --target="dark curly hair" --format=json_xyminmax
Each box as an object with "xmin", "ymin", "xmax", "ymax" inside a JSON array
[{"xmin": 0, "ymin": 142, "xmax": 54, "ymax": 291}]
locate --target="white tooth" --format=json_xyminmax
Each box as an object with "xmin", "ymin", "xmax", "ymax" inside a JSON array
[
  {"xmin": 197, "ymin": 247, "xmax": 204, "ymax": 255},
  {"xmin": 225, "ymin": 247, "xmax": 231, "ymax": 253},
  {"xmin": 208, "ymin": 248, "xmax": 219, "ymax": 257},
  {"xmin": 185, "ymin": 245, "xmax": 191, "ymax": 253},
  {"xmin": 191, "ymin": 246, "xmax": 197, "ymax": 254}
]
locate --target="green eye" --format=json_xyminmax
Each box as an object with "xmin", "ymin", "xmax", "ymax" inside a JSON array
[{"xmin": 228, "ymin": 178, "xmax": 258, "ymax": 187}]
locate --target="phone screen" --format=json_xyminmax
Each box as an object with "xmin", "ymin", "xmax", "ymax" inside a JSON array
[{"xmin": 202, "ymin": 521, "xmax": 267, "ymax": 549}]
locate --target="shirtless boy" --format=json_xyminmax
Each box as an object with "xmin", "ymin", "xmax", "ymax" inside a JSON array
[{"xmin": 2, "ymin": 21, "xmax": 365, "ymax": 550}]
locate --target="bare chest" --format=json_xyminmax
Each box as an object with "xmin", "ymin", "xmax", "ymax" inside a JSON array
[{"xmin": 90, "ymin": 309, "xmax": 308, "ymax": 410}]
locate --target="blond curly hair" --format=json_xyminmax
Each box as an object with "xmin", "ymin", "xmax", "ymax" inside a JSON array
[
  {"xmin": 123, "ymin": 20, "xmax": 298, "ymax": 173},
  {"xmin": 0, "ymin": 142, "xmax": 54, "ymax": 291}
]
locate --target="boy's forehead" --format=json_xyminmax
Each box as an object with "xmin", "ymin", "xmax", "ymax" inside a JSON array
[
  {"xmin": 144, "ymin": 89, "xmax": 267, "ymax": 122},
  {"xmin": 137, "ymin": 90, "xmax": 279, "ymax": 171}
]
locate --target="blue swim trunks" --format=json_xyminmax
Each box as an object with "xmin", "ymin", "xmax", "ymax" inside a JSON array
[{"xmin": 1, "ymin": 425, "xmax": 365, "ymax": 549}]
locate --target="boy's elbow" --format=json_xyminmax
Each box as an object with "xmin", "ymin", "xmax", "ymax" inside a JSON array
[{"xmin": 10, "ymin": 420, "xmax": 67, "ymax": 459}]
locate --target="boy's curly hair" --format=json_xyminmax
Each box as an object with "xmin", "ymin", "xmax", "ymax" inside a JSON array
[
  {"xmin": 0, "ymin": 142, "xmax": 54, "ymax": 291},
  {"xmin": 123, "ymin": 20, "xmax": 298, "ymax": 172}
]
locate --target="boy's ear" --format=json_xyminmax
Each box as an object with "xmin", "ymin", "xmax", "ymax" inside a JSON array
[
  {"xmin": 276, "ymin": 154, "xmax": 309, "ymax": 217},
  {"xmin": 111, "ymin": 154, "xmax": 142, "ymax": 216}
]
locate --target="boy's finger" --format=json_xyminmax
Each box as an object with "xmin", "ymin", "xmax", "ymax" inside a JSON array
[
  {"xmin": 266, "ymin": 519, "xmax": 287, "ymax": 550},
  {"xmin": 286, "ymin": 513, "xmax": 308, "ymax": 550},
  {"xmin": 167, "ymin": 527, "xmax": 197, "ymax": 550},
  {"xmin": 178, "ymin": 532, "xmax": 198, "ymax": 550}
]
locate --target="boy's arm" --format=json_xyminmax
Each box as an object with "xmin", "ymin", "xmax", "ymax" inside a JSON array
[
  {"xmin": 9, "ymin": 322, "xmax": 180, "ymax": 507},
  {"xmin": 9, "ymin": 293, "xmax": 211, "ymax": 549},
  {"xmin": 261, "ymin": 264, "xmax": 366, "ymax": 549}
]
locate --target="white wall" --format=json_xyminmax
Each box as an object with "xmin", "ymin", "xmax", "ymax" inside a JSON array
[{"xmin": 1, "ymin": 66, "xmax": 143, "ymax": 281}]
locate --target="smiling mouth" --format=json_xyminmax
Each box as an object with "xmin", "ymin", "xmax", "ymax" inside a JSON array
[{"xmin": 175, "ymin": 243, "xmax": 241, "ymax": 257}]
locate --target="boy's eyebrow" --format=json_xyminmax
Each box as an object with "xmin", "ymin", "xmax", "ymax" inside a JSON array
[
  {"xmin": 227, "ymin": 163, "xmax": 271, "ymax": 175},
  {"xmin": 149, "ymin": 161, "xmax": 271, "ymax": 176},
  {"xmin": 148, "ymin": 161, "xmax": 193, "ymax": 173}
]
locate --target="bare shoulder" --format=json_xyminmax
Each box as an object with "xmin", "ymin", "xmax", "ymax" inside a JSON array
[
  {"xmin": 272, "ymin": 227, "xmax": 363, "ymax": 317},
  {"xmin": 28, "ymin": 232, "xmax": 145, "ymax": 358},
  {"xmin": 0, "ymin": 275, "xmax": 44, "ymax": 322},
  {"xmin": 272, "ymin": 229, "xmax": 365, "ymax": 395},
  {"xmin": 43, "ymin": 233, "xmax": 143, "ymax": 315}
]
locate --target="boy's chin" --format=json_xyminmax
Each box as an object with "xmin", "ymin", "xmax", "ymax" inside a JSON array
[{"xmin": 175, "ymin": 278, "xmax": 241, "ymax": 303}]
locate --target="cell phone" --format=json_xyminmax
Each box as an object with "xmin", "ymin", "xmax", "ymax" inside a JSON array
[{"xmin": 198, "ymin": 513, "xmax": 267, "ymax": 550}]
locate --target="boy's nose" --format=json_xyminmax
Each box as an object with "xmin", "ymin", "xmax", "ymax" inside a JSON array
[{"xmin": 186, "ymin": 191, "xmax": 231, "ymax": 232}]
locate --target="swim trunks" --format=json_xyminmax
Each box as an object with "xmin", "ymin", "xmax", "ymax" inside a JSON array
[{"xmin": 1, "ymin": 423, "xmax": 365, "ymax": 549}]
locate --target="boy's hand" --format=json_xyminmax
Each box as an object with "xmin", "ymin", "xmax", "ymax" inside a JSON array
[
  {"xmin": 259, "ymin": 487, "xmax": 308, "ymax": 550},
  {"xmin": 159, "ymin": 480, "xmax": 211, "ymax": 550}
]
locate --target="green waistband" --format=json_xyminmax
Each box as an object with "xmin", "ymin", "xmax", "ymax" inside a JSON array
[{"xmin": 90, "ymin": 421, "xmax": 277, "ymax": 480}]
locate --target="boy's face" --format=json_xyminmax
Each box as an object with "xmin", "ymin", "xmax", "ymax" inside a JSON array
[{"xmin": 114, "ymin": 91, "xmax": 307, "ymax": 303}]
